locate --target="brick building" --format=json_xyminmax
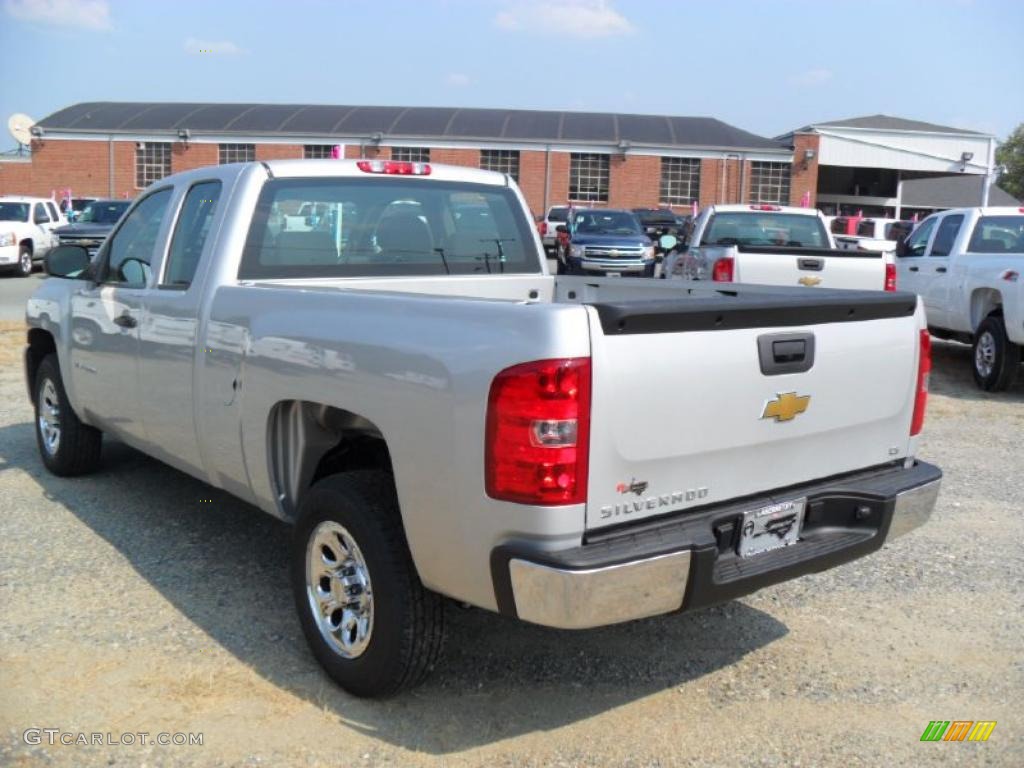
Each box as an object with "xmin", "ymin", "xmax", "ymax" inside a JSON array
[{"xmin": 0, "ymin": 101, "xmax": 798, "ymax": 213}]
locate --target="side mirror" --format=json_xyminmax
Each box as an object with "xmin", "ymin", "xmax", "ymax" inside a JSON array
[
  {"xmin": 44, "ymin": 245, "xmax": 91, "ymax": 279},
  {"xmin": 659, "ymin": 234, "xmax": 678, "ymax": 251},
  {"xmin": 555, "ymin": 224, "xmax": 568, "ymax": 234}
]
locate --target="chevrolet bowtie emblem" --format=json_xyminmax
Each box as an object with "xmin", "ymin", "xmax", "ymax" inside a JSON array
[
  {"xmin": 761, "ymin": 392, "xmax": 811, "ymax": 422},
  {"xmin": 798, "ymin": 276, "xmax": 822, "ymax": 286}
]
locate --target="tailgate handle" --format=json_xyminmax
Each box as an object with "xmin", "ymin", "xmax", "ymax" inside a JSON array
[
  {"xmin": 798, "ymin": 258, "xmax": 823, "ymax": 271},
  {"xmin": 758, "ymin": 332, "xmax": 815, "ymax": 375}
]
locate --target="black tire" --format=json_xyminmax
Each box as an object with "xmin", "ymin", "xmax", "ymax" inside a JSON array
[
  {"xmin": 34, "ymin": 354, "xmax": 103, "ymax": 476},
  {"xmin": 290, "ymin": 471, "xmax": 445, "ymax": 697},
  {"xmin": 16, "ymin": 245, "xmax": 33, "ymax": 277},
  {"xmin": 972, "ymin": 315, "xmax": 1021, "ymax": 391}
]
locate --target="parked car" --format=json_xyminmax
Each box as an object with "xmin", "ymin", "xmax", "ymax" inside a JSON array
[
  {"xmin": 0, "ymin": 195, "xmax": 66, "ymax": 276},
  {"xmin": 896, "ymin": 206, "xmax": 1024, "ymax": 390},
  {"xmin": 554, "ymin": 208, "xmax": 656, "ymax": 276},
  {"xmin": 664, "ymin": 204, "xmax": 896, "ymax": 291},
  {"xmin": 833, "ymin": 217, "xmax": 914, "ymax": 254},
  {"xmin": 53, "ymin": 199, "xmax": 132, "ymax": 260},
  {"xmin": 28, "ymin": 158, "xmax": 940, "ymax": 697},
  {"xmin": 537, "ymin": 205, "xmax": 570, "ymax": 254},
  {"xmin": 631, "ymin": 207, "xmax": 688, "ymax": 240}
]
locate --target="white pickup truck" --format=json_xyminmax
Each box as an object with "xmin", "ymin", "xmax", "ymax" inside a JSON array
[
  {"xmin": 665, "ymin": 204, "xmax": 896, "ymax": 291},
  {"xmin": 833, "ymin": 217, "xmax": 914, "ymax": 255},
  {"xmin": 27, "ymin": 159, "xmax": 940, "ymax": 697},
  {"xmin": 0, "ymin": 195, "xmax": 66, "ymax": 276},
  {"xmin": 897, "ymin": 206, "xmax": 1024, "ymax": 390}
]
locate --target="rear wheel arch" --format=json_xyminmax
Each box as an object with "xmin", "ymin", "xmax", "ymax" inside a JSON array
[
  {"xmin": 969, "ymin": 288, "xmax": 1002, "ymax": 331},
  {"xmin": 266, "ymin": 400, "xmax": 394, "ymax": 522}
]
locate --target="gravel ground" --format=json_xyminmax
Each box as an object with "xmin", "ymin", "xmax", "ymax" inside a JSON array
[{"xmin": 0, "ymin": 325, "xmax": 1021, "ymax": 767}]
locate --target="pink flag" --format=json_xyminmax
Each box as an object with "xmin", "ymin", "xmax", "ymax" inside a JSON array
[
  {"xmin": 691, "ymin": 200, "xmax": 698, "ymax": 217},
  {"xmin": 800, "ymin": 190, "xmax": 810, "ymax": 208},
  {"xmin": 331, "ymin": 145, "xmax": 342, "ymax": 159},
  {"xmin": 912, "ymin": 213, "xmax": 919, "ymax": 223}
]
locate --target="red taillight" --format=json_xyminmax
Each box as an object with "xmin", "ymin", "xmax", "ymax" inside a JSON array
[
  {"xmin": 910, "ymin": 330, "xmax": 931, "ymax": 436},
  {"xmin": 712, "ymin": 256, "xmax": 734, "ymax": 282},
  {"xmin": 356, "ymin": 160, "xmax": 431, "ymax": 175},
  {"xmin": 485, "ymin": 358, "xmax": 591, "ymax": 506},
  {"xmin": 539, "ymin": 221, "xmax": 548, "ymax": 236},
  {"xmin": 749, "ymin": 204, "xmax": 782, "ymax": 211},
  {"xmin": 885, "ymin": 262, "xmax": 897, "ymax": 291}
]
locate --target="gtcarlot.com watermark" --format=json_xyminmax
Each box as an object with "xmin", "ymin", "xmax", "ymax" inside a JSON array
[{"xmin": 24, "ymin": 729, "xmax": 203, "ymax": 747}]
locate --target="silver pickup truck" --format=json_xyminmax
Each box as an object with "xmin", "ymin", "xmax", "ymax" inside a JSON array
[{"xmin": 26, "ymin": 159, "xmax": 941, "ymax": 697}]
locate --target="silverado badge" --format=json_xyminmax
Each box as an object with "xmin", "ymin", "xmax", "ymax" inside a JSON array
[
  {"xmin": 761, "ymin": 392, "xmax": 811, "ymax": 422},
  {"xmin": 798, "ymin": 276, "xmax": 822, "ymax": 286}
]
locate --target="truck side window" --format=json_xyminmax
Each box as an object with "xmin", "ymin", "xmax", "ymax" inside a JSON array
[
  {"xmin": 928, "ymin": 214, "xmax": 963, "ymax": 257},
  {"xmin": 104, "ymin": 188, "xmax": 173, "ymax": 288},
  {"xmin": 902, "ymin": 218, "xmax": 935, "ymax": 257},
  {"xmin": 46, "ymin": 201, "xmax": 60, "ymax": 221},
  {"xmin": 163, "ymin": 181, "xmax": 222, "ymax": 288},
  {"xmin": 33, "ymin": 203, "xmax": 50, "ymax": 224}
]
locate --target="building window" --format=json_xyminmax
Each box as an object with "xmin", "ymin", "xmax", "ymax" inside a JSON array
[
  {"xmin": 480, "ymin": 149, "xmax": 520, "ymax": 181},
  {"xmin": 391, "ymin": 147, "xmax": 430, "ymax": 162},
  {"xmin": 135, "ymin": 142, "xmax": 171, "ymax": 188},
  {"xmin": 219, "ymin": 143, "xmax": 255, "ymax": 164},
  {"xmin": 748, "ymin": 161, "xmax": 791, "ymax": 205},
  {"xmin": 659, "ymin": 157, "xmax": 701, "ymax": 205},
  {"xmin": 304, "ymin": 144, "xmax": 336, "ymax": 159},
  {"xmin": 569, "ymin": 153, "xmax": 609, "ymax": 203}
]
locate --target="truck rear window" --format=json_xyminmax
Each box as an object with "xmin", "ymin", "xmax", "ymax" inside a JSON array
[
  {"xmin": 702, "ymin": 212, "xmax": 829, "ymax": 248},
  {"xmin": 966, "ymin": 215, "xmax": 1024, "ymax": 254},
  {"xmin": 240, "ymin": 178, "xmax": 538, "ymax": 278}
]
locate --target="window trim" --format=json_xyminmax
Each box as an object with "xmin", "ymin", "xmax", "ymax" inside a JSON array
[
  {"xmin": 659, "ymin": 157, "xmax": 701, "ymax": 206},
  {"xmin": 95, "ymin": 186, "xmax": 174, "ymax": 287},
  {"xmin": 303, "ymin": 144, "xmax": 337, "ymax": 160},
  {"xmin": 135, "ymin": 141, "xmax": 172, "ymax": 189},
  {"xmin": 568, "ymin": 152, "xmax": 610, "ymax": 204},
  {"xmin": 158, "ymin": 179, "xmax": 223, "ymax": 290},
  {"xmin": 479, "ymin": 149, "xmax": 521, "ymax": 182},
  {"xmin": 748, "ymin": 161, "xmax": 792, "ymax": 205},
  {"xmin": 218, "ymin": 143, "xmax": 256, "ymax": 165}
]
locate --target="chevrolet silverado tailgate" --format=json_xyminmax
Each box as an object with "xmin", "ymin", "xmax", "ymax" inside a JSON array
[
  {"xmin": 735, "ymin": 246, "xmax": 887, "ymax": 290},
  {"xmin": 583, "ymin": 288, "xmax": 922, "ymax": 531}
]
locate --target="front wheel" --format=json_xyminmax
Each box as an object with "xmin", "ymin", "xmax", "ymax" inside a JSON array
[
  {"xmin": 291, "ymin": 471, "xmax": 445, "ymax": 697},
  {"xmin": 34, "ymin": 354, "xmax": 103, "ymax": 475},
  {"xmin": 973, "ymin": 315, "xmax": 1021, "ymax": 391},
  {"xmin": 16, "ymin": 246, "xmax": 33, "ymax": 277}
]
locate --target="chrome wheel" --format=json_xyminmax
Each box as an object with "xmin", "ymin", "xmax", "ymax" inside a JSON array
[
  {"xmin": 306, "ymin": 521, "xmax": 373, "ymax": 659},
  {"xmin": 19, "ymin": 249, "xmax": 32, "ymax": 275},
  {"xmin": 975, "ymin": 331, "xmax": 996, "ymax": 379},
  {"xmin": 37, "ymin": 379, "xmax": 61, "ymax": 456}
]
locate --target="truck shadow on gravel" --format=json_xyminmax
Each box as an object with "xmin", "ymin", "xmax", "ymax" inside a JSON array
[
  {"xmin": 1, "ymin": 421, "xmax": 788, "ymax": 753},
  {"xmin": 930, "ymin": 339, "xmax": 1024, "ymax": 402}
]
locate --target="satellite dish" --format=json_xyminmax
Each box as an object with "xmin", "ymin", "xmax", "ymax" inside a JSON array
[{"xmin": 8, "ymin": 113, "xmax": 35, "ymax": 146}]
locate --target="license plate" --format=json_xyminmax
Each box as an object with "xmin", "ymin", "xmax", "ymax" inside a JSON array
[
  {"xmin": 606, "ymin": 272, "xmax": 622, "ymax": 277},
  {"xmin": 738, "ymin": 498, "xmax": 805, "ymax": 557}
]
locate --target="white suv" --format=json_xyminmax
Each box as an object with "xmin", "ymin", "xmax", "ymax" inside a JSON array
[{"xmin": 0, "ymin": 196, "xmax": 67, "ymax": 276}]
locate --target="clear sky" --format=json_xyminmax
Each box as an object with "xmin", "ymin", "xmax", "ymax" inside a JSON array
[{"xmin": 1, "ymin": 0, "xmax": 1021, "ymax": 151}]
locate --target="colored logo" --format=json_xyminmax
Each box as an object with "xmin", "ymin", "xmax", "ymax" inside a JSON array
[
  {"xmin": 920, "ymin": 721, "xmax": 996, "ymax": 742},
  {"xmin": 798, "ymin": 276, "xmax": 822, "ymax": 286},
  {"xmin": 761, "ymin": 392, "xmax": 811, "ymax": 422}
]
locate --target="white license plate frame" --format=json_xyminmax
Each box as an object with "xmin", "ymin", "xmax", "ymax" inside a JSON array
[{"xmin": 738, "ymin": 498, "xmax": 806, "ymax": 557}]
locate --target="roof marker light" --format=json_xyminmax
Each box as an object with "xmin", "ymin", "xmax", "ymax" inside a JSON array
[
  {"xmin": 749, "ymin": 205, "xmax": 782, "ymax": 212},
  {"xmin": 356, "ymin": 160, "xmax": 431, "ymax": 175}
]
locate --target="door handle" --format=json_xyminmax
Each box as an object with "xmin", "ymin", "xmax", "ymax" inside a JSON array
[
  {"xmin": 113, "ymin": 313, "xmax": 137, "ymax": 329},
  {"xmin": 908, "ymin": 266, "xmax": 919, "ymax": 272},
  {"xmin": 936, "ymin": 267, "xmax": 947, "ymax": 274}
]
